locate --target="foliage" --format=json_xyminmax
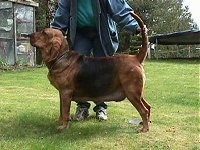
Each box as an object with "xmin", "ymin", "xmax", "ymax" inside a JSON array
[
  {"xmin": 0, "ymin": 60, "xmax": 199, "ymax": 149},
  {"xmin": 33, "ymin": 0, "xmax": 58, "ymax": 30},
  {"xmin": 128, "ymin": 0, "xmax": 197, "ymax": 34},
  {"xmin": 0, "ymin": 57, "xmax": 9, "ymax": 71},
  {"xmin": 119, "ymin": 0, "xmax": 199, "ymax": 56}
]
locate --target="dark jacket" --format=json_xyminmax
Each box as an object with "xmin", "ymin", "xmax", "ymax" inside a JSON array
[{"xmin": 51, "ymin": 0, "xmax": 139, "ymax": 55}]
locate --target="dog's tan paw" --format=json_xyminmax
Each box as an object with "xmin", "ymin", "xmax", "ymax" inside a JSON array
[
  {"xmin": 57, "ymin": 124, "xmax": 69, "ymax": 131},
  {"xmin": 138, "ymin": 127, "xmax": 149, "ymax": 132}
]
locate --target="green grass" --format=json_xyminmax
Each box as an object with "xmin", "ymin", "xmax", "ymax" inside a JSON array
[{"xmin": 0, "ymin": 59, "xmax": 199, "ymax": 150}]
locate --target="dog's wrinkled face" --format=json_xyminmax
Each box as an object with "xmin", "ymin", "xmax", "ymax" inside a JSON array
[
  {"xmin": 30, "ymin": 28, "xmax": 63, "ymax": 49},
  {"xmin": 30, "ymin": 28, "xmax": 68, "ymax": 63}
]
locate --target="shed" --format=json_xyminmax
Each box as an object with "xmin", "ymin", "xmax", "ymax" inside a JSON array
[{"xmin": 0, "ymin": 0, "xmax": 39, "ymax": 66}]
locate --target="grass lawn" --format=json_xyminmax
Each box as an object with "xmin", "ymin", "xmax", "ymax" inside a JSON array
[{"xmin": 0, "ymin": 59, "xmax": 199, "ymax": 150}]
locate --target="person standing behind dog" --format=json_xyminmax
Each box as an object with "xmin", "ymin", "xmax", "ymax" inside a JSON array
[{"xmin": 51, "ymin": 0, "xmax": 142, "ymax": 121}]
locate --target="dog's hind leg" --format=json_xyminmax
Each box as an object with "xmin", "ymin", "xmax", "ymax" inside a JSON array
[
  {"xmin": 126, "ymin": 93, "xmax": 149, "ymax": 132},
  {"xmin": 141, "ymin": 97, "xmax": 151, "ymax": 123}
]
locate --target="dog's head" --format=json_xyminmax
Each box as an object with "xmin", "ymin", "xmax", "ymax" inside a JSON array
[{"xmin": 30, "ymin": 28, "xmax": 69, "ymax": 63}]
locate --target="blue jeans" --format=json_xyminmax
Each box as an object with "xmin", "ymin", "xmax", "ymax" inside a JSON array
[{"xmin": 73, "ymin": 27, "xmax": 108, "ymax": 111}]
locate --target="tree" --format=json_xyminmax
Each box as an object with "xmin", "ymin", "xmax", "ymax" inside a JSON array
[
  {"xmin": 34, "ymin": 0, "xmax": 58, "ymax": 30},
  {"xmin": 128, "ymin": 0, "xmax": 197, "ymax": 34},
  {"xmin": 118, "ymin": 0, "xmax": 197, "ymax": 54}
]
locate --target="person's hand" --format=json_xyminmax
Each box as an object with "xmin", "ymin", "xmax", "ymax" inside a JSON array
[
  {"xmin": 143, "ymin": 25, "xmax": 148, "ymax": 34},
  {"xmin": 135, "ymin": 25, "xmax": 148, "ymax": 35}
]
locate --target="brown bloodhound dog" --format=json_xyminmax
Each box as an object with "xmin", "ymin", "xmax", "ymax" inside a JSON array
[{"xmin": 30, "ymin": 12, "xmax": 151, "ymax": 132}]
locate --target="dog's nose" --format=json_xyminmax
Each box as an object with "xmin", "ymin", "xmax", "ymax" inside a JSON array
[
  {"xmin": 21, "ymin": 33, "xmax": 31, "ymax": 38},
  {"xmin": 29, "ymin": 33, "xmax": 35, "ymax": 39},
  {"xmin": 29, "ymin": 33, "xmax": 35, "ymax": 46}
]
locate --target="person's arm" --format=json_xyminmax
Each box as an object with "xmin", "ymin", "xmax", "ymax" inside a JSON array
[
  {"xmin": 105, "ymin": 0, "xmax": 140, "ymax": 35},
  {"xmin": 50, "ymin": 0, "xmax": 71, "ymax": 34}
]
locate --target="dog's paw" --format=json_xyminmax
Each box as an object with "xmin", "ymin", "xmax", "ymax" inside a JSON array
[
  {"xmin": 57, "ymin": 125, "xmax": 67, "ymax": 131},
  {"xmin": 57, "ymin": 124, "xmax": 69, "ymax": 131},
  {"xmin": 138, "ymin": 127, "xmax": 149, "ymax": 133}
]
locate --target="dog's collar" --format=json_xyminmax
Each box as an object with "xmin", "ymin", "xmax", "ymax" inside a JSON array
[{"xmin": 48, "ymin": 51, "xmax": 70, "ymax": 71}]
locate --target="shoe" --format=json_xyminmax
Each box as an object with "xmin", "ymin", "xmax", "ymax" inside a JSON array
[
  {"xmin": 74, "ymin": 107, "xmax": 89, "ymax": 121},
  {"xmin": 96, "ymin": 107, "xmax": 108, "ymax": 121}
]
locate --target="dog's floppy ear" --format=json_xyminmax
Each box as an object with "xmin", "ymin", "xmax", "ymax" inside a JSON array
[{"xmin": 49, "ymin": 37, "xmax": 62, "ymax": 60}]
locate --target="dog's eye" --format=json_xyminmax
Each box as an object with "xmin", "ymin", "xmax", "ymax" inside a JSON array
[
  {"xmin": 41, "ymin": 30, "xmax": 46, "ymax": 34},
  {"xmin": 41, "ymin": 30, "xmax": 49, "ymax": 37}
]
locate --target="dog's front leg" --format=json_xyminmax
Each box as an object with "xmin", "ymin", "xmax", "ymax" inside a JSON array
[
  {"xmin": 57, "ymin": 90, "xmax": 72, "ymax": 131},
  {"xmin": 55, "ymin": 92, "xmax": 63, "ymax": 123}
]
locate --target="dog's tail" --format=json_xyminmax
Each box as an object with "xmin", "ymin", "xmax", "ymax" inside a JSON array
[{"xmin": 131, "ymin": 12, "xmax": 149, "ymax": 64}]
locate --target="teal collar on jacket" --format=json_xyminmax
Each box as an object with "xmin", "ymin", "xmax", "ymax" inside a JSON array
[
  {"xmin": 77, "ymin": 0, "xmax": 96, "ymax": 27},
  {"xmin": 69, "ymin": 0, "xmax": 101, "ymax": 46}
]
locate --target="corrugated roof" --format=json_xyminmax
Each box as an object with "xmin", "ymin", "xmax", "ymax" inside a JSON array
[
  {"xmin": 149, "ymin": 30, "xmax": 200, "ymax": 45},
  {"xmin": 8, "ymin": 0, "xmax": 39, "ymax": 7}
]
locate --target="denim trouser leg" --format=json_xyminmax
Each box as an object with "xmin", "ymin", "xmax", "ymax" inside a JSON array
[{"xmin": 73, "ymin": 30, "xmax": 108, "ymax": 110}]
